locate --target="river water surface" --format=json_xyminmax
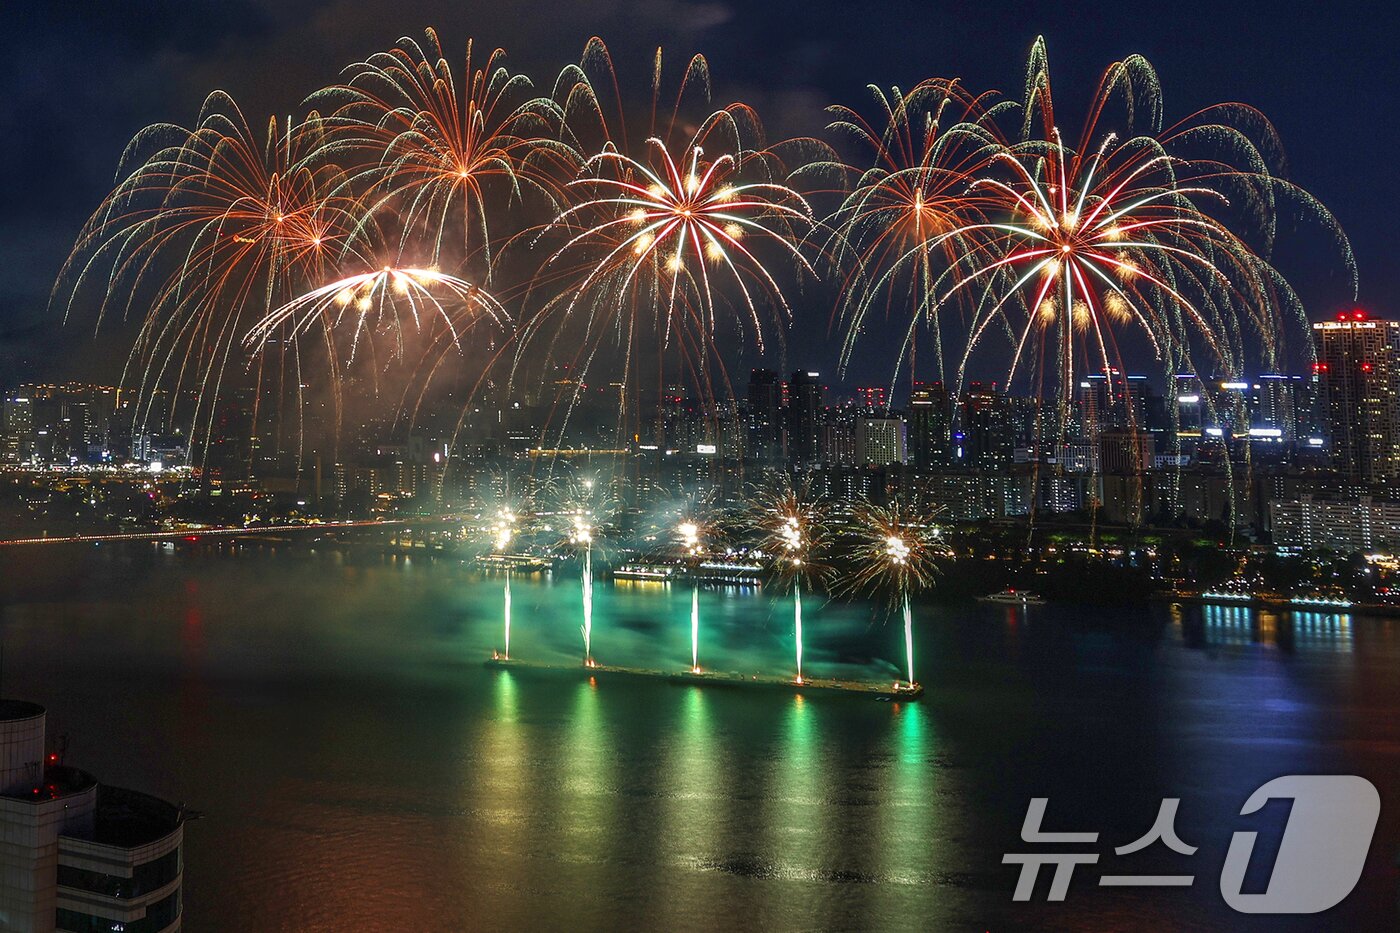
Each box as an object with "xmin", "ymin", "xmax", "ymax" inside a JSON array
[{"xmin": 3, "ymin": 542, "xmax": 1398, "ymax": 931}]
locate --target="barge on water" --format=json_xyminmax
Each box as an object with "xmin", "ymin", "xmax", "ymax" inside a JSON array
[{"xmin": 484, "ymin": 656, "xmax": 922, "ymax": 700}]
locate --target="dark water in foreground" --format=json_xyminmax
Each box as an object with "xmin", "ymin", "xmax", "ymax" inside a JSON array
[{"xmin": 3, "ymin": 542, "xmax": 1399, "ymax": 931}]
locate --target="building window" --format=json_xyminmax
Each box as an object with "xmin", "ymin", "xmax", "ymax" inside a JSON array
[
  {"xmin": 56, "ymin": 889, "xmax": 180, "ymax": 933},
  {"xmin": 58, "ymin": 846, "xmax": 180, "ymax": 898}
]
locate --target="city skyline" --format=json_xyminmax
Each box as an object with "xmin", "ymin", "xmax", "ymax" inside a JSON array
[{"xmin": 4, "ymin": 7, "xmax": 1400, "ymax": 932}]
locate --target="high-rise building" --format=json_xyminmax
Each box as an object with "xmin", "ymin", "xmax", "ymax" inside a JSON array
[
  {"xmin": 854, "ymin": 386, "xmax": 887, "ymax": 411},
  {"xmin": 1078, "ymin": 372, "xmax": 1151, "ymax": 443},
  {"xmin": 745, "ymin": 369, "xmax": 782, "ymax": 461},
  {"xmin": 1209, "ymin": 378, "xmax": 1253, "ymax": 437},
  {"xmin": 1174, "ymin": 374, "xmax": 1204, "ymax": 430},
  {"xmin": 1313, "ymin": 309, "xmax": 1400, "ymax": 482},
  {"xmin": 0, "ymin": 699, "xmax": 184, "ymax": 932},
  {"xmin": 786, "ymin": 371, "xmax": 824, "ymax": 466},
  {"xmin": 1254, "ymin": 374, "xmax": 1301, "ymax": 442},
  {"xmin": 855, "ymin": 415, "xmax": 907, "ymax": 466},
  {"xmin": 1098, "ymin": 429, "xmax": 1155, "ymax": 474},
  {"xmin": 907, "ymin": 382, "xmax": 953, "ymax": 469},
  {"xmin": 820, "ymin": 406, "xmax": 857, "ymax": 466},
  {"xmin": 958, "ymin": 384, "xmax": 1013, "ymax": 471},
  {"xmin": 3, "ymin": 395, "xmax": 34, "ymax": 463}
]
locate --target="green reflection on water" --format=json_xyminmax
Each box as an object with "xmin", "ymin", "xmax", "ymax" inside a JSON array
[
  {"xmin": 881, "ymin": 703, "xmax": 930, "ymax": 860},
  {"xmin": 770, "ymin": 694, "xmax": 821, "ymax": 866}
]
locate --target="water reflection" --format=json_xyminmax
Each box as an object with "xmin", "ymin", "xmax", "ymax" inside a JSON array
[
  {"xmin": 469, "ymin": 671, "xmax": 526, "ymax": 904},
  {"xmin": 3, "ymin": 544, "xmax": 1397, "ymax": 930},
  {"xmin": 769, "ymin": 695, "xmax": 821, "ymax": 876},
  {"xmin": 1190, "ymin": 603, "xmax": 1354, "ymax": 653},
  {"xmin": 656, "ymin": 688, "xmax": 720, "ymax": 927},
  {"xmin": 879, "ymin": 704, "xmax": 930, "ymax": 871}
]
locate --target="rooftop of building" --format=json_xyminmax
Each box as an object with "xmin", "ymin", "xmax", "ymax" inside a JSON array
[
  {"xmin": 84, "ymin": 785, "xmax": 184, "ymax": 849},
  {"xmin": 0, "ymin": 699, "xmax": 45, "ymax": 722},
  {"xmin": 3, "ymin": 765, "xmax": 97, "ymax": 802}
]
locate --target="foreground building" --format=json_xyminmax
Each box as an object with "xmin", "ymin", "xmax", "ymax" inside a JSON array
[{"xmin": 0, "ymin": 700, "xmax": 182, "ymax": 933}]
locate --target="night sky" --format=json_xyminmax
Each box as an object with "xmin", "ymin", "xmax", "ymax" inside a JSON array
[{"xmin": 3, "ymin": 1, "xmax": 1395, "ymax": 390}]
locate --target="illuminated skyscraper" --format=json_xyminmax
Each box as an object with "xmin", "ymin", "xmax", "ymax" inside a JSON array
[
  {"xmin": 1313, "ymin": 309, "xmax": 1400, "ymax": 482},
  {"xmin": 1254, "ymin": 374, "xmax": 1301, "ymax": 442},
  {"xmin": 855, "ymin": 415, "xmax": 907, "ymax": 466},
  {"xmin": 907, "ymin": 382, "xmax": 952, "ymax": 468}
]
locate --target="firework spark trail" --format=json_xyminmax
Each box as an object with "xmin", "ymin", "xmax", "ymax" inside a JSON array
[
  {"xmin": 582, "ymin": 544, "xmax": 594, "ymax": 665},
  {"xmin": 503, "ymin": 570, "xmax": 513, "ymax": 660},
  {"xmin": 750, "ymin": 481, "xmax": 831, "ymax": 684},
  {"xmin": 691, "ymin": 586, "xmax": 701, "ymax": 674},
  {"xmin": 572, "ymin": 514, "xmax": 596, "ymax": 665},
  {"xmin": 311, "ymin": 29, "xmax": 579, "ymax": 270},
  {"xmin": 927, "ymin": 38, "xmax": 1353, "ymax": 441},
  {"xmin": 243, "ymin": 266, "xmax": 507, "ymax": 365},
  {"xmin": 824, "ymin": 78, "xmax": 1009, "ymax": 389},
  {"xmin": 793, "ymin": 578, "xmax": 804, "ymax": 684},
  {"xmin": 844, "ymin": 499, "xmax": 944, "ymax": 687},
  {"xmin": 902, "ymin": 593, "xmax": 914, "ymax": 689}
]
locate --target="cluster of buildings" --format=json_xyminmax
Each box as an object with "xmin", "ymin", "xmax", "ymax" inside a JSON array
[
  {"xmin": 0, "ymin": 385, "xmax": 186, "ymax": 471},
  {"xmin": 7, "ymin": 310, "xmax": 1400, "ymax": 555}
]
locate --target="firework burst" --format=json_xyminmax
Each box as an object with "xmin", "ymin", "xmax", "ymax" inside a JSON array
[
  {"xmin": 312, "ymin": 29, "xmax": 578, "ymax": 269},
  {"xmin": 824, "ymin": 79, "xmax": 1008, "ymax": 386},
  {"xmin": 938, "ymin": 39, "xmax": 1353, "ymax": 434},
  {"xmin": 516, "ymin": 43, "xmax": 819, "ymax": 442},
  {"xmin": 53, "ymin": 93, "xmax": 360, "ymax": 464},
  {"xmin": 844, "ymin": 498, "xmax": 944, "ymax": 687}
]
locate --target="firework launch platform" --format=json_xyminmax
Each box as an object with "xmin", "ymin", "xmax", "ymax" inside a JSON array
[{"xmin": 485, "ymin": 656, "xmax": 923, "ymax": 700}]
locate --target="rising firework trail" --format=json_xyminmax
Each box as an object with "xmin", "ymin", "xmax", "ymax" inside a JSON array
[
  {"xmin": 845, "ymin": 499, "xmax": 943, "ymax": 688},
  {"xmin": 490, "ymin": 508, "xmax": 518, "ymax": 659},
  {"xmin": 571, "ymin": 513, "xmax": 596, "ymax": 666},
  {"xmin": 751, "ymin": 482, "xmax": 830, "ymax": 684},
  {"xmin": 677, "ymin": 520, "xmax": 703, "ymax": 672},
  {"xmin": 559, "ymin": 476, "xmax": 613, "ymax": 666}
]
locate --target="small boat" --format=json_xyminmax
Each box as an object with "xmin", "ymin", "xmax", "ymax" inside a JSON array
[{"xmin": 978, "ymin": 588, "xmax": 1046, "ymax": 606}]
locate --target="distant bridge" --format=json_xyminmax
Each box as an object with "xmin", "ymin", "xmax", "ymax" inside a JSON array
[{"xmin": 0, "ymin": 517, "xmax": 465, "ymax": 547}]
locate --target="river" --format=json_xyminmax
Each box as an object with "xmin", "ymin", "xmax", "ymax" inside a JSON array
[{"xmin": 3, "ymin": 542, "xmax": 1397, "ymax": 930}]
